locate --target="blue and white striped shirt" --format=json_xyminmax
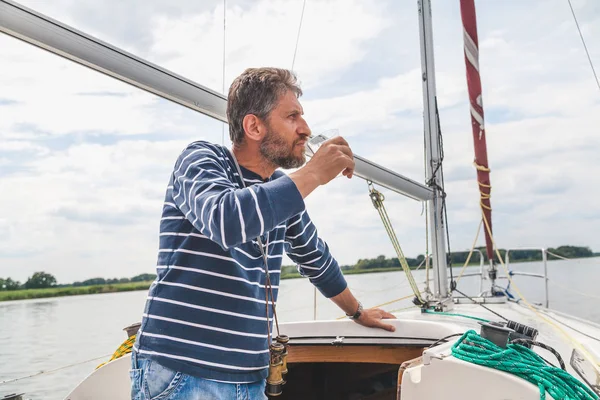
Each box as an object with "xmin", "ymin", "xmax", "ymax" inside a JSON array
[{"xmin": 133, "ymin": 140, "xmax": 347, "ymax": 383}]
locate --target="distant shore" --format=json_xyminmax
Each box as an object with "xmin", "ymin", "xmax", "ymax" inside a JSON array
[
  {"xmin": 0, "ymin": 266, "xmax": 439, "ymax": 301},
  {"xmin": 3, "ymin": 255, "xmax": 595, "ymax": 302},
  {"xmin": 281, "ymin": 261, "xmax": 506, "ymax": 280},
  {"xmin": 0, "ymin": 281, "xmax": 153, "ymax": 302}
]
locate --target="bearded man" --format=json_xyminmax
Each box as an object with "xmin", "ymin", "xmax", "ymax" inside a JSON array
[{"xmin": 130, "ymin": 67, "xmax": 396, "ymax": 400}]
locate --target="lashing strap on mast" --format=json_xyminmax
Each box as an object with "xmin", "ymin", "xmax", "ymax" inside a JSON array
[{"xmin": 368, "ymin": 181, "xmax": 425, "ymax": 305}]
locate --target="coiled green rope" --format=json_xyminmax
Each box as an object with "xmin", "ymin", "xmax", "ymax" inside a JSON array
[{"xmin": 451, "ymin": 330, "xmax": 598, "ymax": 400}]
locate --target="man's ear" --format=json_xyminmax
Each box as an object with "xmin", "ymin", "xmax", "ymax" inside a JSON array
[{"xmin": 242, "ymin": 114, "xmax": 266, "ymax": 143}]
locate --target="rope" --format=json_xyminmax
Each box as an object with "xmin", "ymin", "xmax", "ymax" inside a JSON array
[
  {"xmin": 1, "ymin": 335, "xmax": 136, "ymax": 385},
  {"xmin": 1, "ymin": 353, "xmax": 112, "ymax": 385},
  {"xmin": 335, "ymin": 294, "xmax": 414, "ymax": 320},
  {"xmin": 388, "ymin": 304, "xmax": 420, "ymax": 313},
  {"xmin": 96, "ymin": 335, "xmax": 136, "ymax": 369},
  {"xmin": 452, "ymin": 330, "xmax": 599, "ymax": 400},
  {"xmin": 474, "ymin": 161, "xmax": 492, "ymax": 210},
  {"xmin": 473, "ymin": 162, "xmax": 491, "ymax": 172},
  {"xmin": 542, "ymin": 251, "xmax": 600, "ymax": 300},
  {"xmin": 347, "ymin": 258, "xmax": 427, "ymax": 297},
  {"xmin": 546, "ymin": 251, "xmax": 571, "ymax": 261},
  {"xmin": 416, "ymin": 257, "xmax": 426, "ymax": 271},
  {"xmin": 511, "ymin": 338, "xmax": 567, "ymax": 371},
  {"xmin": 373, "ymin": 294, "xmax": 415, "ymax": 309},
  {"xmin": 423, "ymin": 309, "xmax": 490, "ymax": 323},
  {"xmin": 367, "ymin": 182, "xmax": 425, "ymax": 304},
  {"xmin": 546, "ymin": 250, "xmax": 600, "ymax": 265},
  {"xmin": 480, "ymin": 210, "xmax": 600, "ymax": 371},
  {"xmin": 351, "ymin": 280, "xmax": 413, "ymax": 295},
  {"xmin": 531, "ymin": 307, "xmax": 600, "ymax": 344},
  {"xmin": 454, "ymin": 218, "xmax": 483, "ymax": 285},
  {"xmin": 548, "ymin": 278, "xmax": 600, "ymax": 301}
]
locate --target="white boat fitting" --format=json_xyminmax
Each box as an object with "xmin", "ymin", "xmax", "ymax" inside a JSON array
[{"xmin": 1, "ymin": 0, "xmax": 599, "ymax": 399}]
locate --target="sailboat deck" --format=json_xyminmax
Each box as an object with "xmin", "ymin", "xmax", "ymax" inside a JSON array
[{"xmin": 63, "ymin": 300, "xmax": 600, "ymax": 399}]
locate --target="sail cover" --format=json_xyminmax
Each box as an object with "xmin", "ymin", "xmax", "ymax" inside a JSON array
[{"xmin": 460, "ymin": 0, "xmax": 494, "ymax": 263}]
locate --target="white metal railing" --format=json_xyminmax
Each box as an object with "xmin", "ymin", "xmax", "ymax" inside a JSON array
[
  {"xmin": 449, "ymin": 247, "xmax": 550, "ymax": 307},
  {"xmin": 504, "ymin": 247, "xmax": 549, "ymax": 308},
  {"xmin": 375, "ymin": 247, "xmax": 552, "ymax": 313},
  {"xmin": 450, "ymin": 249, "xmax": 486, "ymax": 293}
]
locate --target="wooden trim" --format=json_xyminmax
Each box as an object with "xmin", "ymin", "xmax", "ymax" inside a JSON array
[
  {"xmin": 287, "ymin": 345, "xmax": 424, "ymax": 365},
  {"xmin": 398, "ymin": 356, "xmax": 423, "ymax": 384}
]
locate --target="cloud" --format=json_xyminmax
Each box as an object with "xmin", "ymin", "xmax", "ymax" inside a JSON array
[
  {"xmin": 75, "ymin": 91, "xmax": 129, "ymax": 97},
  {"xmin": 0, "ymin": 39, "xmax": 154, "ymax": 138},
  {"xmin": 147, "ymin": 0, "xmax": 391, "ymax": 92},
  {"xmin": 0, "ymin": 98, "xmax": 18, "ymax": 106}
]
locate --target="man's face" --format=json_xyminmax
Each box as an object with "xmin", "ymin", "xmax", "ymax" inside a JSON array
[{"xmin": 259, "ymin": 90, "xmax": 311, "ymax": 169}]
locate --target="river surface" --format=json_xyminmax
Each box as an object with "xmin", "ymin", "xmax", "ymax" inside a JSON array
[{"xmin": 1, "ymin": 258, "xmax": 599, "ymax": 400}]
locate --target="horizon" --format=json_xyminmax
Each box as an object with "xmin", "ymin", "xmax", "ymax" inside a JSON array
[
  {"xmin": 2, "ymin": 244, "xmax": 597, "ymax": 286},
  {"xmin": 1, "ymin": 0, "xmax": 600, "ymax": 283}
]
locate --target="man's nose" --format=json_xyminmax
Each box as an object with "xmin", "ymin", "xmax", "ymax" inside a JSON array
[{"xmin": 297, "ymin": 116, "xmax": 311, "ymax": 137}]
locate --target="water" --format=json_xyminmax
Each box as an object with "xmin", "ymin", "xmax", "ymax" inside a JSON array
[{"xmin": 1, "ymin": 258, "xmax": 598, "ymax": 399}]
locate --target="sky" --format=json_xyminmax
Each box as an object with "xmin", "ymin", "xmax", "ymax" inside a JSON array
[{"xmin": 1, "ymin": 0, "xmax": 599, "ymax": 284}]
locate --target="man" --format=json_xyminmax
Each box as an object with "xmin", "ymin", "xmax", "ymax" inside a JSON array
[{"xmin": 130, "ymin": 67, "xmax": 396, "ymax": 399}]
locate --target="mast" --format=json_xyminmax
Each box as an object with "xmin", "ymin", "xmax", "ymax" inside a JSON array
[
  {"xmin": 418, "ymin": 0, "xmax": 450, "ymax": 301},
  {"xmin": 459, "ymin": 0, "xmax": 496, "ymax": 279}
]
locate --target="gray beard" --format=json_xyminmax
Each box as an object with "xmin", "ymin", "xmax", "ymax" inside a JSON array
[{"xmin": 259, "ymin": 129, "xmax": 306, "ymax": 170}]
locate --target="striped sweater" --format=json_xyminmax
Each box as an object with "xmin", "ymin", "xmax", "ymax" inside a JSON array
[{"xmin": 133, "ymin": 140, "xmax": 348, "ymax": 383}]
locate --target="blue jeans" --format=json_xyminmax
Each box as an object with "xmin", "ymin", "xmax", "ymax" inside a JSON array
[{"xmin": 130, "ymin": 353, "xmax": 267, "ymax": 400}]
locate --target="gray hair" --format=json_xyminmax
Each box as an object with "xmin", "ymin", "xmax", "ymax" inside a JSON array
[{"xmin": 227, "ymin": 67, "xmax": 303, "ymax": 145}]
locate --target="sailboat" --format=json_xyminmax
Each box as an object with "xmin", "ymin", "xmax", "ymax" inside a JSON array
[{"xmin": 1, "ymin": 0, "xmax": 599, "ymax": 398}]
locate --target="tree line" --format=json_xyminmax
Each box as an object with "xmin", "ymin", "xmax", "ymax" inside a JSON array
[
  {"xmin": 281, "ymin": 245, "xmax": 597, "ymax": 275},
  {"xmin": 449, "ymin": 245, "xmax": 596, "ymax": 265},
  {"xmin": 0, "ymin": 272, "xmax": 157, "ymax": 291},
  {"xmin": 2, "ymin": 245, "xmax": 596, "ymax": 291}
]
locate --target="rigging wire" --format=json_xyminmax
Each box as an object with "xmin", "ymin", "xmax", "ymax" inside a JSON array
[
  {"xmin": 426, "ymin": 99, "xmax": 455, "ymax": 293},
  {"xmin": 221, "ymin": 0, "xmax": 227, "ymax": 145},
  {"xmin": 435, "ymin": 100, "xmax": 455, "ymax": 291},
  {"xmin": 423, "ymin": 113, "xmax": 431, "ymax": 294},
  {"xmin": 453, "ymin": 287, "xmax": 509, "ymax": 321},
  {"xmin": 291, "ymin": 0, "xmax": 307, "ymax": 70},
  {"xmin": 567, "ymin": 0, "xmax": 600, "ymax": 92},
  {"xmin": 531, "ymin": 306, "xmax": 600, "ymax": 343},
  {"xmin": 426, "ymin": 332, "xmax": 465, "ymax": 348}
]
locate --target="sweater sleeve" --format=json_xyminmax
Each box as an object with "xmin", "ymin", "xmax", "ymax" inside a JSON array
[
  {"xmin": 171, "ymin": 143, "xmax": 305, "ymax": 249},
  {"xmin": 283, "ymin": 210, "xmax": 347, "ymax": 298}
]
